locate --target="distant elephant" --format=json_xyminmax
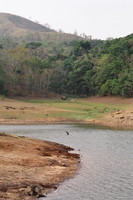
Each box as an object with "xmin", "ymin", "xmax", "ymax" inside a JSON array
[{"xmin": 61, "ymin": 96, "xmax": 67, "ymax": 100}]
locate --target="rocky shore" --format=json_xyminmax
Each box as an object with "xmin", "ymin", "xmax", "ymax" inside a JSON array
[
  {"xmin": 0, "ymin": 133, "xmax": 80, "ymax": 200},
  {"xmin": 88, "ymin": 108, "xmax": 133, "ymax": 130}
]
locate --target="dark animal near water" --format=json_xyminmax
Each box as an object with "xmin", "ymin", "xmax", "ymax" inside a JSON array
[{"xmin": 61, "ymin": 96, "xmax": 67, "ymax": 100}]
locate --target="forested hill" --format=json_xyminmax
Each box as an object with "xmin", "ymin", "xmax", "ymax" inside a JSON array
[
  {"xmin": 63, "ymin": 34, "xmax": 133, "ymax": 97},
  {"xmin": 0, "ymin": 14, "xmax": 132, "ymax": 97}
]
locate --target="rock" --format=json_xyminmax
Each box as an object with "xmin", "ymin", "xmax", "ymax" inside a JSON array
[
  {"xmin": 120, "ymin": 116, "xmax": 124, "ymax": 119},
  {"xmin": 0, "ymin": 132, "xmax": 6, "ymax": 136},
  {"xmin": 30, "ymin": 184, "xmax": 44, "ymax": 196},
  {"xmin": 62, "ymin": 163, "xmax": 69, "ymax": 167},
  {"xmin": 38, "ymin": 194, "xmax": 47, "ymax": 198}
]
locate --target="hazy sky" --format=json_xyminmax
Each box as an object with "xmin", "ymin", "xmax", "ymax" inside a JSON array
[{"xmin": 0, "ymin": 0, "xmax": 133, "ymax": 39}]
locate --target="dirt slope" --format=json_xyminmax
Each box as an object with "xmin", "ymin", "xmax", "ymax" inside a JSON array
[
  {"xmin": 0, "ymin": 133, "xmax": 80, "ymax": 200},
  {"xmin": 85, "ymin": 97, "xmax": 133, "ymax": 129}
]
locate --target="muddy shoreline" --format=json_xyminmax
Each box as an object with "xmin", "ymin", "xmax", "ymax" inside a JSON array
[
  {"xmin": 0, "ymin": 133, "xmax": 80, "ymax": 200},
  {"xmin": 0, "ymin": 110, "xmax": 133, "ymax": 130}
]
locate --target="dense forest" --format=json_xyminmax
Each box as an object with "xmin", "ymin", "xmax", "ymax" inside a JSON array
[{"xmin": 0, "ymin": 33, "xmax": 133, "ymax": 97}]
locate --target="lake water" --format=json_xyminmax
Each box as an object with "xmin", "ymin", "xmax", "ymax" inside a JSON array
[{"xmin": 0, "ymin": 124, "xmax": 132, "ymax": 200}]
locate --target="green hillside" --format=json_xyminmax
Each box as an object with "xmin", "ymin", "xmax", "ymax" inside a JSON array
[
  {"xmin": 63, "ymin": 34, "xmax": 133, "ymax": 97},
  {"xmin": 0, "ymin": 13, "xmax": 132, "ymax": 97}
]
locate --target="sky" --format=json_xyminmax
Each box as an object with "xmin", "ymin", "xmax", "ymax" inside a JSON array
[{"xmin": 0, "ymin": 0, "xmax": 133, "ymax": 40}]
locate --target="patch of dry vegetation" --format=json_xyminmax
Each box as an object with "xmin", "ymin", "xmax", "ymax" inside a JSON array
[{"xmin": 0, "ymin": 97, "xmax": 133, "ymax": 129}]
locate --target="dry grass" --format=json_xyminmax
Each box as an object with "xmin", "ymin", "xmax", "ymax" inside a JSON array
[{"xmin": 0, "ymin": 97, "xmax": 133, "ymax": 129}]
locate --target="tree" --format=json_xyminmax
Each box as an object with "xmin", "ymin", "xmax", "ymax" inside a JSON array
[{"xmin": 0, "ymin": 64, "xmax": 7, "ymax": 95}]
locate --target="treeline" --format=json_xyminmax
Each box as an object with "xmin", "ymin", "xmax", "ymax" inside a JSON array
[
  {"xmin": 63, "ymin": 34, "xmax": 133, "ymax": 97},
  {"xmin": 0, "ymin": 33, "xmax": 133, "ymax": 97}
]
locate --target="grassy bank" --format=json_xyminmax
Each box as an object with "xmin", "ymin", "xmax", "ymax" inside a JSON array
[
  {"xmin": 0, "ymin": 97, "xmax": 132, "ymax": 125},
  {"xmin": 21, "ymin": 98, "xmax": 128, "ymax": 121}
]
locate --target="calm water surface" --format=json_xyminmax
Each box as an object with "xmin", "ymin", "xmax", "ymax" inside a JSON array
[{"xmin": 0, "ymin": 124, "xmax": 132, "ymax": 200}]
